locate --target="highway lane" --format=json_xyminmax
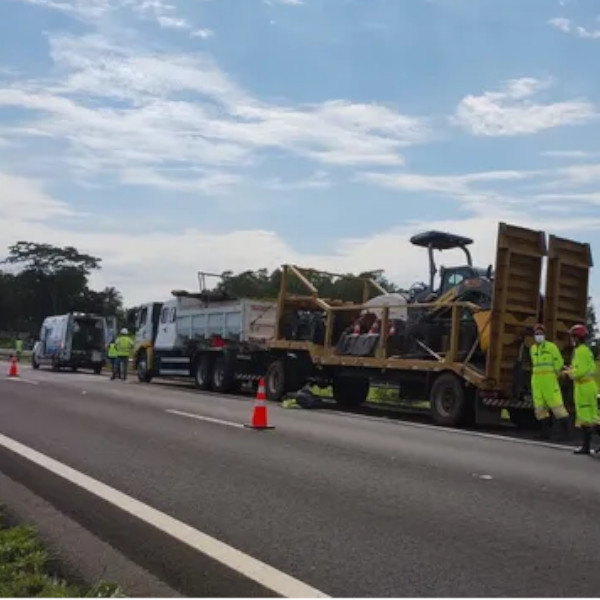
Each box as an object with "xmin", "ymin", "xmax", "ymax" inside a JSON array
[{"xmin": 2, "ymin": 368, "xmax": 600, "ymax": 597}]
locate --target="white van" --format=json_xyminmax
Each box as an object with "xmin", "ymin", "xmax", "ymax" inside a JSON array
[{"xmin": 32, "ymin": 313, "xmax": 114, "ymax": 374}]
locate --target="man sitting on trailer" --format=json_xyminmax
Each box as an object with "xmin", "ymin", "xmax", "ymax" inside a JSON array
[{"xmin": 530, "ymin": 324, "xmax": 570, "ymax": 440}]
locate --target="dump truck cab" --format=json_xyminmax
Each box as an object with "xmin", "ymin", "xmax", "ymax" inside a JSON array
[{"xmin": 409, "ymin": 231, "xmax": 493, "ymax": 302}]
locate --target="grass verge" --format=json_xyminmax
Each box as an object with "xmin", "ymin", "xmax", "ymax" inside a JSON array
[{"xmin": 0, "ymin": 510, "xmax": 123, "ymax": 598}]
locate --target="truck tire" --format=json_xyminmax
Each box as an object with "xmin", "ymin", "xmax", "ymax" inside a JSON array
[
  {"xmin": 31, "ymin": 355, "xmax": 40, "ymax": 370},
  {"xmin": 194, "ymin": 355, "xmax": 212, "ymax": 391},
  {"xmin": 265, "ymin": 360, "xmax": 287, "ymax": 402},
  {"xmin": 137, "ymin": 349, "xmax": 153, "ymax": 383},
  {"xmin": 430, "ymin": 372, "xmax": 469, "ymax": 427},
  {"xmin": 212, "ymin": 355, "xmax": 236, "ymax": 393},
  {"xmin": 332, "ymin": 375, "xmax": 370, "ymax": 408},
  {"xmin": 93, "ymin": 365, "xmax": 102, "ymax": 375}
]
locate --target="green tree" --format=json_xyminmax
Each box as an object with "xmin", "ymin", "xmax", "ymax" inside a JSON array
[{"xmin": 587, "ymin": 296, "xmax": 598, "ymax": 338}]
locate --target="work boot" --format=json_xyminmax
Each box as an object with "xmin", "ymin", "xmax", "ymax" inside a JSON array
[
  {"xmin": 535, "ymin": 418, "xmax": 551, "ymax": 440},
  {"xmin": 557, "ymin": 417, "xmax": 571, "ymax": 441},
  {"xmin": 593, "ymin": 426, "xmax": 600, "ymax": 455},
  {"xmin": 574, "ymin": 427, "xmax": 592, "ymax": 455}
]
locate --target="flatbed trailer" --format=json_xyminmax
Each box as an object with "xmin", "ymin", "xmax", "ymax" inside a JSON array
[
  {"xmin": 133, "ymin": 222, "xmax": 593, "ymax": 429},
  {"xmin": 260, "ymin": 223, "xmax": 593, "ymax": 427}
]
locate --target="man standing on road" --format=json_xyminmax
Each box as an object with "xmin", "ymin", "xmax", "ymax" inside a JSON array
[
  {"xmin": 530, "ymin": 324, "xmax": 570, "ymax": 440},
  {"xmin": 564, "ymin": 324, "xmax": 600, "ymax": 455},
  {"xmin": 114, "ymin": 328, "xmax": 134, "ymax": 381},
  {"xmin": 107, "ymin": 338, "xmax": 118, "ymax": 380}
]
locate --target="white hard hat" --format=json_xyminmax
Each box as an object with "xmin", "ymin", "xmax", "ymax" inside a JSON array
[{"xmin": 120, "ymin": 328, "xmax": 128, "ymax": 335}]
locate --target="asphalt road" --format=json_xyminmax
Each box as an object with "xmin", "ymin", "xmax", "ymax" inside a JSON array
[{"xmin": 2, "ymin": 366, "xmax": 600, "ymax": 597}]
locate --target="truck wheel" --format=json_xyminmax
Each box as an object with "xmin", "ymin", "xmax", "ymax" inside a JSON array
[
  {"xmin": 137, "ymin": 350, "xmax": 153, "ymax": 383},
  {"xmin": 31, "ymin": 356, "xmax": 40, "ymax": 370},
  {"xmin": 212, "ymin": 355, "xmax": 236, "ymax": 393},
  {"xmin": 332, "ymin": 376, "xmax": 370, "ymax": 408},
  {"xmin": 508, "ymin": 408, "xmax": 539, "ymax": 430},
  {"xmin": 194, "ymin": 355, "xmax": 212, "ymax": 391},
  {"xmin": 430, "ymin": 372, "xmax": 468, "ymax": 427},
  {"xmin": 265, "ymin": 360, "xmax": 287, "ymax": 402},
  {"xmin": 93, "ymin": 365, "xmax": 102, "ymax": 375}
]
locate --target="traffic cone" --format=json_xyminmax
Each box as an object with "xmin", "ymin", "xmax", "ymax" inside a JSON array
[
  {"xmin": 8, "ymin": 356, "xmax": 19, "ymax": 378},
  {"xmin": 245, "ymin": 377, "xmax": 275, "ymax": 430}
]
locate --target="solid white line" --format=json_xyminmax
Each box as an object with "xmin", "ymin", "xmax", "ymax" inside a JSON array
[
  {"xmin": 320, "ymin": 408, "xmax": 576, "ymax": 452},
  {"xmin": 0, "ymin": 433, "xmax": 328, "ymax": 598},
  {"xmin": 3, "ymin": 377, "xmax": 39, "ymax": 385},
  {"xmin": 166, "ymin": 409, "xmax": 246, "ymax": 429}
]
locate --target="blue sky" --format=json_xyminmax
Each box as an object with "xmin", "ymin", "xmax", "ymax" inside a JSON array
[{"xmin": 0, "ymin": 0, "xmax": 599, "ymax": 307}]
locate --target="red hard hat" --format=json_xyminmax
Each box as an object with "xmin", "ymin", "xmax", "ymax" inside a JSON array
[
  {"xmin": 533, "ymin": 323, "xmax": 545, "ymax": 333},
  {"xmin": 569, "ymin": 324, "xmax": 588, "ymax": 340}
]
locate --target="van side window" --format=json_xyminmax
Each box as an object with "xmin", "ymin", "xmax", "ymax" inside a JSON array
[
  {"xmin": 160, "ymin": 308, "xmax": 169, "ymax": 324},
  {"xmin": 138, "ymin": 307, "xmax": 148, "ymax": 328},
  {"xmin": 170, "ymin": 308, "xmax": 177, "ymax": 323}
]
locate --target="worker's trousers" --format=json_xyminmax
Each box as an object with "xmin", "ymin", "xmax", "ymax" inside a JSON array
[
  {"xmin": 532, "ymin": 374, "xmax": 568, "ymax": 420},
  {"xmin": 115, "ymin": 356, "xmax": 129, "ymax": 380},
  {"xmin": 574, "ymin": 378, "xmax": 600, "ymax": 428}
]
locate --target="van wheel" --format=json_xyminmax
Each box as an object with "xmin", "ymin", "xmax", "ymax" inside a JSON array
[
  {"xmin": 332, "ymin": 376, "xmax": 370, "ymax": 408},
  {"xmin": 212, "ymin": 355, "xmax": 235, "ymax": 393},
  {"xmin": 194, "ymin": 355, "xmax": 212, "ymax": 391},
  {"xmin": 430, "ymin": 373, "xmax": 468, "ymax": 427}
]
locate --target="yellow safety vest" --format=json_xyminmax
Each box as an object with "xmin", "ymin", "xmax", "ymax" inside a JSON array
[{"xmin": 530, "ymin": 341, "xmax": 563, "ymax": 377}]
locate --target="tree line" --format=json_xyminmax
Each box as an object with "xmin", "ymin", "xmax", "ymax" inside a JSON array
[{"xmin": 0, "ymin": 242, "xmax": 598, "ymax": 341}]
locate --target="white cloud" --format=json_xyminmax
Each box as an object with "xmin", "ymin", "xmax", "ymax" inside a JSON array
[
  {"xmin": 191, "ymin": 28, "xmax": 214, "ymax": 39},
  {"xmin": 264, "ymin": 0, "xmax": 304, "ymax": 5},
  {"xmin": 1, "ymin": 168, "xmax": 597, "ymax": 307},
  {"xmin": 541, "ymin": 150, "xmax": 595, "ymax": 159},
  {"xmin": 453, "ymin": 77, "xmax": 596, "ymax": 136},
  {"xmin": 0, "ymin": 33, "xmax": 429, "ymax": 193},
  {"xmin": 549, "ymin": 15, "xmax": 600, "ymax": 39}
]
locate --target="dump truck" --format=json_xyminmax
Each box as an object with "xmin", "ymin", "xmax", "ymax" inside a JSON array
[
  {"xmin": 133, "ymin": 222, "xmax": 593, "ymax": 429},
  {"xmin": 133, "ymin": 287, "xmax": 277, "ymax": 391}
]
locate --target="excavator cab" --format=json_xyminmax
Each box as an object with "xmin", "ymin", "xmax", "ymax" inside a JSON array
[{"xmin": 409, "ymin": 231, "xmax": 493, "ymax": 302}]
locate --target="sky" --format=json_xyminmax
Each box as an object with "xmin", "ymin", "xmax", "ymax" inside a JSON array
[{"xmin": 0, "ymin": 0, "xmax": 599, "ymax": 309}]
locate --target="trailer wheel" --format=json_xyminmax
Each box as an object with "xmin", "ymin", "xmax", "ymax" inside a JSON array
[
  {"xmin": 265, "ymin": 360, "xmax": 287, "ymax": 402},
  {"xmin": 212, "ymin": 355, "xmax": 236, "ymax": 393},
  {"xmin": 194, "ymin": 355, "xmax": 212, "ymax": 391},
  {"xmin": 137, "ymin": 350, "xmax": 153, "ymax": 383},
  {"xmin": 430, "ymin": 373, "xmax": 469, "ymax": 427},
  {"xmin": 332, "ymin": 376, "xmax": 370, "ymax": 408}
]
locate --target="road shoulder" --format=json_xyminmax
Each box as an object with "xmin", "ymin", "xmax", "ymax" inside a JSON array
[{"xmin": 0, "ymin": 470, "xmax": 181, "ymax": 598}]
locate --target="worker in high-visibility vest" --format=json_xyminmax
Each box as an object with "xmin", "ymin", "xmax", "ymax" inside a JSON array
[
  {"xmin": 114, "ymin": 328, "xmax": 134, "ymax": 381},
  {"xmin": 14, "ymin": 338, "xmax": 23, "ymax": 362},
  {"xmin": 564, "ymin": 324, "xmax": 600, "ymax": 455},
  {"xmin": 530, "ymin": 324, "xmax": 570, "ymax": 440},
  {"xmin": 107, "ymin": 338, "xmax": 118, "ymax": 380}
]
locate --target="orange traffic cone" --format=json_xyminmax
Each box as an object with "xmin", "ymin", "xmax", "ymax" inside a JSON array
[
  {"xmin": 245, "ymin": 377, "xmax": 275, "ymax": 430},
  {"xmin": 8, "ymin": 356, "xmax": 19, "ymax": 378}
]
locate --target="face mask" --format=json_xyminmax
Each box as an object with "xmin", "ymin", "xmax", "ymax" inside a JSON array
[{"xmin": 534, "ymin": 334, "xmax": 545, "ymax": 344}]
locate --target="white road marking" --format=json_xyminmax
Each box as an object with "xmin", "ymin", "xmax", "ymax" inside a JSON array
[
  {"xmin": 0, "ymin": 433, "xmax": 328, "ymax": 598},
  {"xmin": 166, "ymin": 409, "xmax": 246, "ymax": 430},
  {"xmin": 3, "ymin": 377, "xmax": 39, "ymax": 385},
  {"xmin": 320, "ymin": 408, "xmax": 577, "ymax": 452}
]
